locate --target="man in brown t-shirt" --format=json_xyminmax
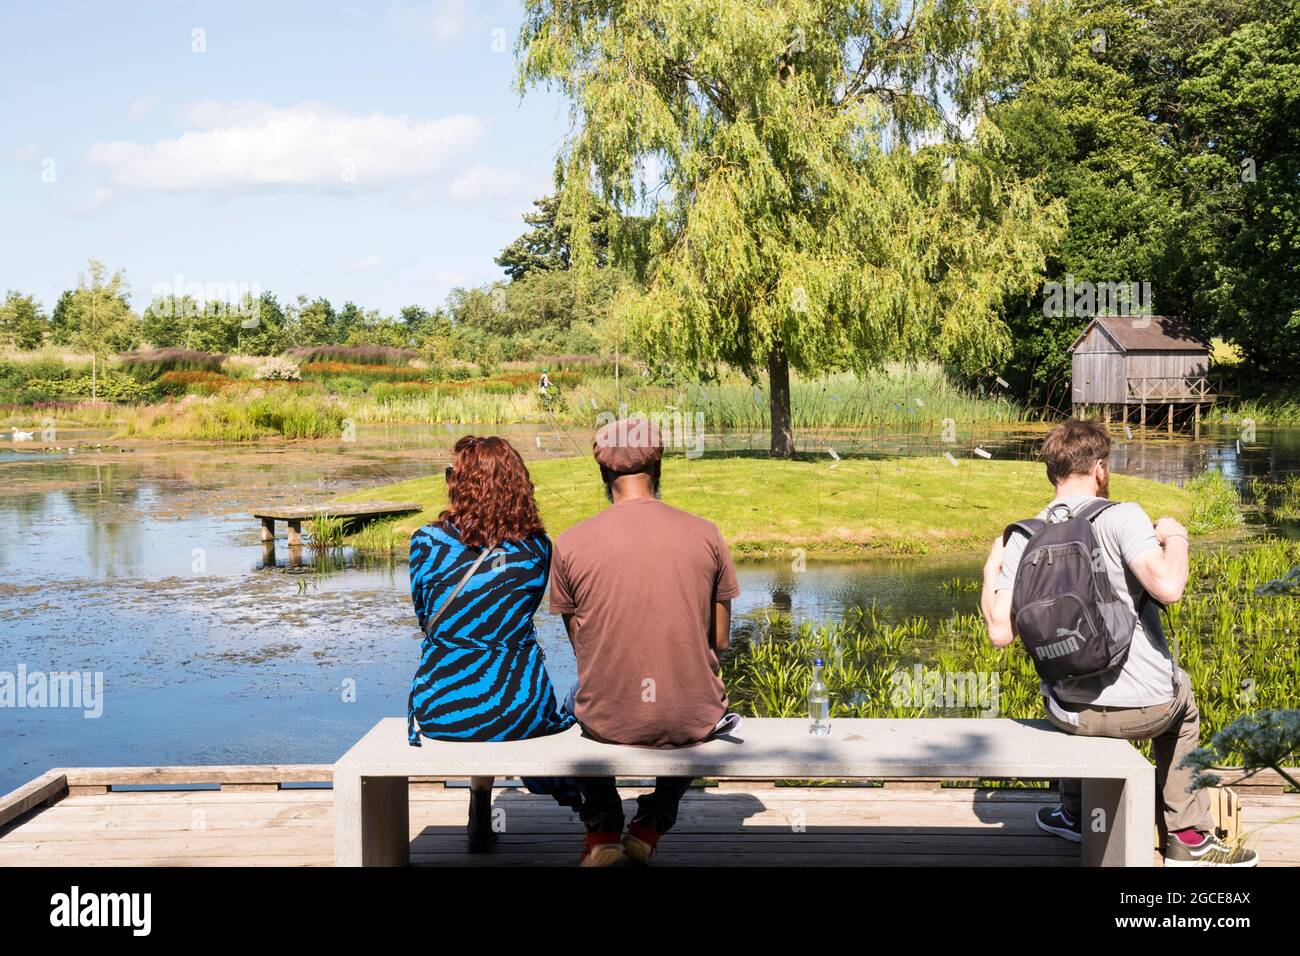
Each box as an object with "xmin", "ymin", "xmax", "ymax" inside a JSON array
[{"xmin": 551, "ymin": 417, "xmax": 740, "ymax": 866}]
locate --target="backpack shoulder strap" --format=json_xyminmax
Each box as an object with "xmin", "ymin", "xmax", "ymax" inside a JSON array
[
  {"xmin": 1002, "ymin": 518, "xmax": 1045, "ymax": 545},
  {"xmin": 1076, "ymin": 498, "xmax": 1121, "ymax": 522}
]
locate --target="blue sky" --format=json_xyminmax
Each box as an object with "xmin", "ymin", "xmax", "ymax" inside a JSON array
[{"xmin": 0, "ymin": 0, "xmax": 571, "ymax": 316}]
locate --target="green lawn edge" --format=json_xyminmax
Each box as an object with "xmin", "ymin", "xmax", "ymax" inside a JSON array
[{"xmin": 337, "ymin": 455, "xmax": 1202, "ymax": 560}]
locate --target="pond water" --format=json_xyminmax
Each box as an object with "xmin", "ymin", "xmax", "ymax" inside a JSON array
[{"xmin": 1, "ymin": 422, "xmax": 1298, "ymax": 793}]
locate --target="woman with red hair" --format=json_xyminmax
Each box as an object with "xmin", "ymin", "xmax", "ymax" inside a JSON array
[{"xmin": 407, "ymin": 435, "xmax": 576, "ymax": 851}]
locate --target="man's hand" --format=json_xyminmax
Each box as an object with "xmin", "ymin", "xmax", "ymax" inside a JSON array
[
  {"xmin": 1131, "ymin": 519, "xmax": 1191, "ymax": 605},
  {"xmin": 1154, "ymin": 517, "xmax": 1188, "ymax": 546}
]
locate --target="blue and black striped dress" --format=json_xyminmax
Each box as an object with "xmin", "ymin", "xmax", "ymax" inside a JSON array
[{"xmin": 407, "ymin": 523, "xmax": 575, "ymax": 745}]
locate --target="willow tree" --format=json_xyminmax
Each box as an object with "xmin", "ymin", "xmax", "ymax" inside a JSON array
[{"xmin": 518, "ymin": 0, "xmax": 1068, "ymax": 456}]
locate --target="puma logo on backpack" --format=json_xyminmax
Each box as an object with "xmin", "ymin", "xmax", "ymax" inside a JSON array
[{"xmin": 1003, "ymin": 499, "xmax": 1143, "ymax": 683}]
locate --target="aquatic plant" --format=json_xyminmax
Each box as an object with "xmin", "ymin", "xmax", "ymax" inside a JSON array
[
  {"xmin": 720, "ymin": 539, "xmax": 1300, "ymax": 759},
  {"xmin": 1186, "ymin": 470, "xmax": 1245, "ymax": 533}
]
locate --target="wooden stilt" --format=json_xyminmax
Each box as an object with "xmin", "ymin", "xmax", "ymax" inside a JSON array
[
  {"xmin": 260, "ymin": 517, "xmax": 275, "ymax": 542},
  {"xmin": 1194, "ymin": 403, "xmax": 1201, "ymax": 440},
  {"xmin": 287, "ymin": 519, "xmax": 303, "ymax": 548},
  {"xmin": 1167, "ymin": 403, "xmax": 1174, "ymax": 436},
  {"xmin": 1140, "ymin": 403, "xmax": 1146, "ymax": 435}
]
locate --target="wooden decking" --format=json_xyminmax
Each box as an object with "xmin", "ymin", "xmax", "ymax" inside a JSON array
[
  {"xmin": 251, "ymin": 501, "xmax": 421, "ymax": 546},
  {"xmin": 3, "ymin": 769, "xmax": 1297, "ymax": 867}
]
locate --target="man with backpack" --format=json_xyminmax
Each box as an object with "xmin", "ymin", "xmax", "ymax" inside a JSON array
[{"xmin": 980, "ymin": 419, "xmax": 1257, "ymax": 867}]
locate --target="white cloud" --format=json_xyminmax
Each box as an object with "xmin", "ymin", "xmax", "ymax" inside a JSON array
[
  {"xmin": 430, "ymin": 269, "xmax": 467, "ymax": 287},
  {"xmin": 85, "ymin": 101, "xmax": 485, "ymax": 196},
  {"xmin": 128, "ymin": 95, "xmax": 160, "ymax": 120},
  {"xmin": 11, "ymin": 144, "xmax": 41, "ymax": 162},
  {"xmin": 387, "ymin": 0, "xmax": 469, "ymax": 43},
  {"xmin": 447, "ymin": 164, "xmax": 524, "ymax": 201}
]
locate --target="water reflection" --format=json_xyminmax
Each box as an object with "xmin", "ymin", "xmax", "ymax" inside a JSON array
[{"xmin": 1, "ymin": 423, "xmax": 1298, "ymax": 793}]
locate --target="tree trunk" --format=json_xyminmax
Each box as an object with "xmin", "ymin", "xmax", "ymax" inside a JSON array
[
  {"xmin": 91, "ymin": 353, "xmax": 97, "ymax": 401},
  {"xmin": 768, "ymin": 347, "xmax": 794, "ymax": 458}
]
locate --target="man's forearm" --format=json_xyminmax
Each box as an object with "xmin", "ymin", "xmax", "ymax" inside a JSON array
[{"xmin": 1152, "ymin": 536, "xmax": 1190, "ymax": 602}]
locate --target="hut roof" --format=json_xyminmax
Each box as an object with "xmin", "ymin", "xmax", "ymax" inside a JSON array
[{"xmin": 1069, "ymin": 316, "xmax": 1210, "ymax": 353}]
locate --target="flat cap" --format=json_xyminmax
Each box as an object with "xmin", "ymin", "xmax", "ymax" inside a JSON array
[{"xmin": 593, "ymin": 417, "xmax": 663, "ymax": 472}]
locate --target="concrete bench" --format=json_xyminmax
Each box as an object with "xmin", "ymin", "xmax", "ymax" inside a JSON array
[{"xmin": 333, "ymin": 717, "xmax": 1154, "ymax": 867}]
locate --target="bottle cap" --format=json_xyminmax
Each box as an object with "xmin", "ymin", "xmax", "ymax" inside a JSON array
[{"xmin": 813, "ymin": 658, "xmax": 824, "ymax": 667}]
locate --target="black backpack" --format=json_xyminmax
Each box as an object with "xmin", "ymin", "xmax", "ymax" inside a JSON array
[{"xmin": 1003, "ymin": 499, "xmax": 1146, "ymax": 683}]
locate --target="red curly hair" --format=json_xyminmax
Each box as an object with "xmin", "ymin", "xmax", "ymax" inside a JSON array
[{"xmin": 438, "ymin": 436, "xmax": 545, "ymax": 548}]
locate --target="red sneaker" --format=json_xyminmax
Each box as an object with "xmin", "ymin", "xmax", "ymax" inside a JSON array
[
  {"xmin": 623, "ymin": 821, "xmax": 661, "ymax": 865},
  {"xmin": 578, "ymin": 831, "xmax": 624, "ymax": 867}
]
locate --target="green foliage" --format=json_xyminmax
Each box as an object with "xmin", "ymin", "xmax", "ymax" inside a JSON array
[
  {"xmin": 495, "ymin": 192, "xmax": 612, "ymax": 281},
  {"xmin": 995, "ymin": 0, "xmax": 1300, "ymax": 400},
  {"xmin": 721, "ymin": 540, "xmax": 1300, "ymax": 754},
  {"xmin": 22, "ymin": 372, "xmax": 155, "ymax": 402},
  {"xmin": 123, "ymin": 393, "xmax": 346, "ymax": 440},
  {"xmin": 1186, "ymin": 470, "xmax": 1245, "ymax": 533},
  {"xmin": 0, "ymin": 291, "xmax": 48, "ymax": 350},
  {"xmin": 519, "ymin": 0, "xmax": 1070, "ymax": 453},
  {"xmin": 1183, "ymin": 709, "xmax": 1300, "ymax": 792},
  {"xmin": 66, "ymin": 260, "xmax": 138, "ymax": 397}
]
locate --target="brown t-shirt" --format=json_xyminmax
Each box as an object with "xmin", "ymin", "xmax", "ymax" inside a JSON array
[{"xmin": 550, "ymin": 497, "xmax": 740, "ymax": 747}]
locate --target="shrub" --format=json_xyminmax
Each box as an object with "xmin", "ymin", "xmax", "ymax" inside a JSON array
[
  {"xmin": 22, "ymin": 373, "xmax": 155, "ymax": 402},
  {"xmin": 300, "ymin": 361, "xmax": 428, "ymax": 382},
  {"xmin": 119, "ymin": 348, "xmax": 226, "ymax": 378},
  {"xmin": 370, "ymin": 381, "xmax": 437, "ymax": 401},
  {"xmin": 254, "ymin": 357, "xmax": 302, "ymax": 381},
  {"xmin": 156, "ymin": 370, "xmax": 232, "ymax": 397},
  {"xmin": 285, "ymin": 345, "xmax": 418, "ymax": 366}
]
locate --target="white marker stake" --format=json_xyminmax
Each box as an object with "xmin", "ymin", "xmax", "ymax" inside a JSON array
[
  {"xmin": 1124, "ymin": 425, "xmax": 1133, "ymax": 440},
  {"xmin": 974, "ymin": 447, "xmax": 991, "ymax": 459},
  {"xmin": 995, "ymin": 376, "xmax": 1009, "ymax": 390},
  {"xmin": 944, "ymin": 452, "xmax": 960, "ymax": 467}
]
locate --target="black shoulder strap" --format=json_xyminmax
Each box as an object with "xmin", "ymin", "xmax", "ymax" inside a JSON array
[
  {"xmin": 418, "ymin": 545, "xmax": 496, "ymax": 639},
  {"xmin": 1002, "ymin": 518, "xmax": 1045, "ymax": 545},
  {"xmin": 1076, "ymin": 498, "xmax": 1120, "ymax": 522}
]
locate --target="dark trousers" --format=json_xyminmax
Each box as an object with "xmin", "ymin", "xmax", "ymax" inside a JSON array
[{"xmin": 575, "ymin": 776, "xmax": 694, "ymax": 834}]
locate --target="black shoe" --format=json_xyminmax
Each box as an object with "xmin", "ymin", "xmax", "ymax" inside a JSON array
[
  {"xmin": 1164, "ymin": 832, "xmax": 1259, "ymax": 867},
  {"xmin": 1036, "ymin": 804, "xmax": 1082, "ymax": 843},
  {"xmin": 467, "ymin": 788, "xmax": 498, "ymax": 853}
]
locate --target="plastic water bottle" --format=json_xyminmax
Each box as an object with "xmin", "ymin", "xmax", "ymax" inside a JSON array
[{"xmin": 808, "ymin": 658, "xmax": 830, "ymax": 736}]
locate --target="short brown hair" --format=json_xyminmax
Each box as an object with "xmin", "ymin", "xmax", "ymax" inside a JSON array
[{"xmin": 1041, "ymin": 419, "xmax": 1111, "ymax": 485}]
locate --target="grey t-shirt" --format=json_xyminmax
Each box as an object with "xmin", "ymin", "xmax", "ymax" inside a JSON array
[{"xmin": 996, "ymin": 494, "xmax": 1175, "ymax": 708}]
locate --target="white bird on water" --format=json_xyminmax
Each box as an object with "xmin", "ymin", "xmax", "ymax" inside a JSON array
[{"xmin": 11, "ymin": 428, "xmax": 34, "ymax": 442}]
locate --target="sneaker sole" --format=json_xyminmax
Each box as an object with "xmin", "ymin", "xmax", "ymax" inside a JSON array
[
  {"xmin": 579, "ymin": 844, "xmax": 625, "ymax": 867},
  {"xmin": 1035, "ymin": 816, "xmax": 1082, "ymax": 843},
  {"xmin": 623, "ymin": 834, "xmax": 653, "ymax": 865},
  {"xmin": 1163, "ymin": 855, "xmax": 1259, "ymax": 868}
]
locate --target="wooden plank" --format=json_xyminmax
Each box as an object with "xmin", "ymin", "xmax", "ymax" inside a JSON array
[
  {"xmin": 62, "ymin": 765, "xmax": 334, "ymax": 787},
  {"xmin": 250, "ymin": 502, "xmax": 421, "ymax": 522},
  {"xmin": 0, "ymin": 770, "xmax": 67, "ymax": 829},
  {"xmin": 4, "ymin": 784, "xmax": 1296, "ymax": 867}
]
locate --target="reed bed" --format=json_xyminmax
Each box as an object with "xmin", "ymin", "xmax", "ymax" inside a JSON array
[{"xmin": 720, "ymin": 540, "xmax": 1300, "ymax": 760}]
